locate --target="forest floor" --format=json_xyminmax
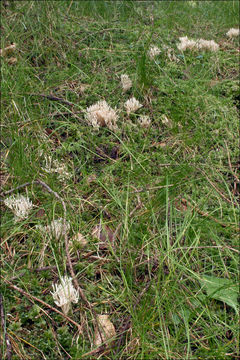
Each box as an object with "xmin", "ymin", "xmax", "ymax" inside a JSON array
[{"xmin": 1, "ymin": 1, "xmax": 239, "ymax": 359}]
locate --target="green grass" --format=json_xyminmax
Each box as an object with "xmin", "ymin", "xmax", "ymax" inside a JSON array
[{"xmin": 1, "ymin": 1, "xmax": 239, "ymax": 359}]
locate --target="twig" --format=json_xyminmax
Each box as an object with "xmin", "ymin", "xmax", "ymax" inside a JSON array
[
  {"xmin": 129, "ymin": 197, "xmax": 142, "ymax": 218},
  {"xmin": 200, "ymin": 169, "xmax": 237, "ymax": 206},
  {"xmin": 49, "ymin": 110, "xmax": 84, "ymax": 119},
  {"xmin": 7, "ymin": 256, "xmax": 110, "ymax": 282},
  {"xmin": 49, "ymin": 109, "xmax": 87, "ymax": 126},
  {"xmin": 8, "ymin": 330, "xmax": 47, "ymax": 359},
  {"xmin": 81, "ymin": 345, "xmax": 105, "ymax": 358},
  {"xmin": 2, "ymin": 278, "xmax": 82, "ymax": 331},
  {"xmin": 0, "ymin": 182, "xmax": 32, "ymax": 196},
  {"xmin": 7, "ymin": 265, "xmax": 61, "ymax": 282},
  {"xmin": 34, "ymin": 265, "xmax": 59, "ymax": 272},
  {"xmin": 0, "ymin": 293, "xmax": 12, "ymax": 360},
  {"xmin": 66, "ymin": 0, "xmax": 73, "ymax": 14},
  {"xmin": 181, "ymin": 198, "xmax": 240, "ymax": 232},
  {"xmin": 29, "ymin": 93, "xmax": 75, "ymax": 107}
]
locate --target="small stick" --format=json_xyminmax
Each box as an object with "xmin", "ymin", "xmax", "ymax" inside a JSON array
[
  {"xmin": 49, "ymin": 110, "xmax": 85, "ymax": 122},
  {"xmin": 0, "ymin": 293, "xmax": 12, "ymax": 360},
  {"xmin": 181, "ymin": 198, "xmax": 240, "ymax": 232},
  {"xmin": 7, "ymin": 265, "xmax": 63, "ymax": 282},
  {"xmin": 8, "ymin": 256, "xmax": 108, "ymax": 282},
  {"xmin": 81, "ymin": 345, "xmax": 105, "ymax": 358},
  {"xmin": 29, "ymin": 93, "xmax": 75, "ymax": 107},
  {"xmin": 49, "ymin": 109, "xmax": 87, "ymax": 127},
  {"xmin": 2, "ymin": 278, "xmax": 82, "ymax": 331},
  {"xmin": 66, "ymin": 0, "xmax": 73, "ymax": 14},
  {"xmin": 0, "ymin": 182, "xmax": 32, "ymax": 196},
  {"xmin": 200, "ymin": 169, "xmax": 236, "ymax": 206}
]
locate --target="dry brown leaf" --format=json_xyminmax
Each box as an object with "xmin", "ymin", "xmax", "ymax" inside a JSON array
[
  {"xmin": 94, "ymin": 314, "xmax": 116, "ymax": 347},
  {"xmin": 72, "ymin": 232, "xmax": 88, "ymax": 247},
  {"xmin": 7, "ymin": 57, "xmax": 17, "ymax": 65},
  {"xmin": 0, "ymin": 43, "xmax": 16, "ymax": 57},
  {"xmin": 35, "ymin": 208, "xmax": 46, "ymax": 218},
  {"xmin": 91, "ymin": 224, "xmax": 115, "ymax": 249}
]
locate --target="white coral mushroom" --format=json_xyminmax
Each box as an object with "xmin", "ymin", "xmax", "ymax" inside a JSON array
[
  {"xmin": 86, "ymin": 100, "xmax": 118, "ymax": 131},
  {"xmin": 51, "ymin": 276, "xmax": 79, "ymax": 315},
  {"xmin": 124, "ymin": 97, "xmax": 143, "ymax": 114},
  {"xmin": 197, "ymin": 39, "xmax": 219, "ymax": 51},
  {"xmin": 36, "ymin": 218, "xmax": 70, "ymax": 240},
  {"xmin": 43, "ymin": 156, "xmax": 72, "ymax": 181},
  {"xmin": 177, "ymin": 36, "xmax": 197, "ymax": 51},
  {"xmin": 139, "ymin": 115, "xmax": 151, "ymax": 128},
  {"xmin": 4, "ymin": 194, "xmax": 33, "ymax": 222},
  {"xmin": 121, "ymin": 74, "xmax": 132, "ymax": 92},
  {"xmin": 148, "ymin": 45, "xmax": 161, "ymax": 59},
  {"xmin": 226, "ymin": 28, "xmax": 239, "ymax": 38},
  {"xmin": 177, "ymin": 36, "xmax": 219, "ymax": 52}
]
